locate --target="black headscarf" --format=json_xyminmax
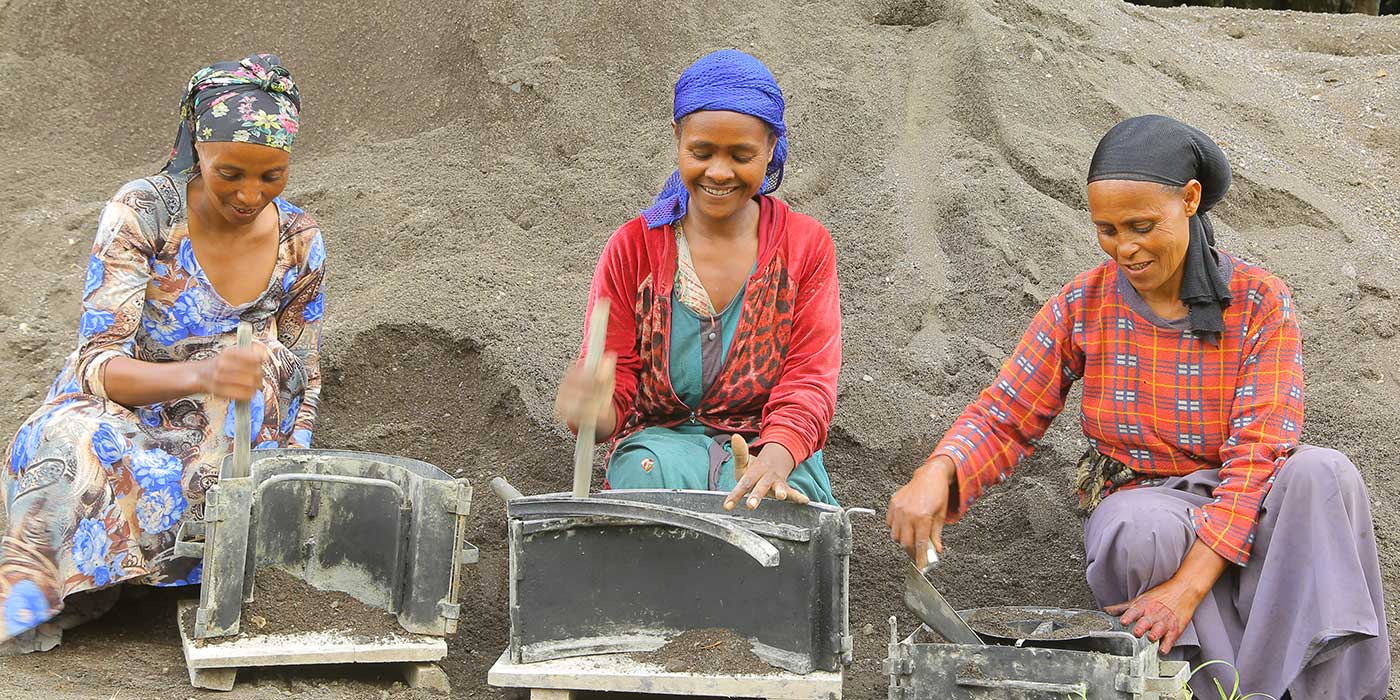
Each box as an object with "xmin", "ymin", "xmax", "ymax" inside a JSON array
[{"xmin": 1088, "ymin": 115, "xmax": 1232, "ymax": 343}]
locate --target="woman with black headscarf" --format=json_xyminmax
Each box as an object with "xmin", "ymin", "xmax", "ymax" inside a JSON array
[
  {"xmin": 888, "ymin": 115, "xmax": 1388, "ymax": 698},
  {"xmin": 0, "ymin": 54, "xmax": 325, "ymax": 654}
]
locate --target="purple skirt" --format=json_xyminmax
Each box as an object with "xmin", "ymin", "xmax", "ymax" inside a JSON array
[{"xmin": 1084, "ymin": 445, "xmax": 1390, "ymax": 699}]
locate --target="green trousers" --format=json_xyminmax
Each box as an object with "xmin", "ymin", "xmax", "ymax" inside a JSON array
[{"xmin": 606, "ymin": 425, "xmax": 837, "ymax": 505}]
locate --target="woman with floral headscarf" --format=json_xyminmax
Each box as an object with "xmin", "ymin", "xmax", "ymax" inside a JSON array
[
  {"xmin": 554, "ymin": 49, "xmax": 841, "ymax": 509},
  {"xmin": 0, "ymin": 53, "xmax": 325, "ymax": 654}
]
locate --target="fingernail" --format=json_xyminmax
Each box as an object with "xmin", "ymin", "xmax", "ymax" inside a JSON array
[{"xmin": 748, "ymin": 497, "xmax": 759, "ymax": 508}]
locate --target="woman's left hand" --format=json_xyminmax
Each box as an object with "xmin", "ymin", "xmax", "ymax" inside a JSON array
[
  {"xmin": 723, "ymin": 441, "xmax": 810, "ymax": 510},
  {"xmin": 1105, "ymin": 539, "xmax": 1228, "ymax": 654},
  {"xmin": 1104, "ymin": 578, "xmax": 1203, "ymax": 654}
]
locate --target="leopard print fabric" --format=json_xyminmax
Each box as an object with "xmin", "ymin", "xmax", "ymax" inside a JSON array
[{"xmin": 617, "ymin": 255, "xmax": 795, "ymax": 443}]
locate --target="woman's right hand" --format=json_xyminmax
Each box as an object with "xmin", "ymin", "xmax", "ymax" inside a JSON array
[
  {"xmin": 887, "ymin": 455, "xmax": 958, "ymax": 568},
  {"xmin": 196, "ymin": 345, "xmax": 269, "ymax": 401},
  {"xmin": 554, "ymin": 353, "xmax": 618, "ymax": 436}
]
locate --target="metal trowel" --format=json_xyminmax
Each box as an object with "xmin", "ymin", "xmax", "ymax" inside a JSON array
[{"xmin": 902, "ymin": 542, "xmax": 983, "ymax": 645}]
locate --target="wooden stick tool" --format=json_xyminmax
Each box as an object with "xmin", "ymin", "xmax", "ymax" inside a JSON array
[
  {"xmin": 229, "ymin": 320, "xmax": 253, "ymax": 479},
  {"xmin": 572, "ymin": 299, "xmax": 610, "ymax": 498}
]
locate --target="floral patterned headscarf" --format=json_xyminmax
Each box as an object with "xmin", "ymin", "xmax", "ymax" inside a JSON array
[{"xmin": 161, "ymin": 53, "xmax": 301, "ymax": 175}]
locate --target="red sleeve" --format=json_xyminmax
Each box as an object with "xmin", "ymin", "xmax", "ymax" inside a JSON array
[
  {"xmin": 753, "ymin": 221, "xmax": 841, "ymax": 464},
  {"xmin": 932, "ymin": 285, "xmax": 1084, "ymax": 522},
  {"xmin": 1192, "ymin": 279, "xmax": 1303, "ymax": 566},
  {"xmin": 578, "ymin": 221, "xmax": 645, "ymax": 439}
]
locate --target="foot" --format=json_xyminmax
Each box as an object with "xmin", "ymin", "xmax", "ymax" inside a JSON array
[{"xmin": 0, "ymin": 622, "xmax": 61, "ymax": 656}]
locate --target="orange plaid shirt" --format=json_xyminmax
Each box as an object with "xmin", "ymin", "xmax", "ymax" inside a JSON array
[{"xmin": 933, "ymin": 255, "xmax": 1303, "ymax": 566}]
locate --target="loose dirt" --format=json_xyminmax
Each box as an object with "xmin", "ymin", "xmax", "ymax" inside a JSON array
[
  {"xmin": 966, "ymin": 606, "xmax": 1117, "ymax": 641},
  {"xmin": 2, "ymin": 0, "xmax": 1398, "ymax": 698},
  {"xmin": 631, "ymin": 628, "xmax": 774, "ymax": 675},
  {"xmin": 180, "ymin": 567, "xmax": 408, "ymax": 646},
  {"xmin": 243, "ymin": 567, "xmax": 405, "ymax": 639}
]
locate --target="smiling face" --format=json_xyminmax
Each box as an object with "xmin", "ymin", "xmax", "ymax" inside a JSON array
[
  {"xmin": 674, "ymin": 110, "xmax": 776, "ymax": 223},
  {"xmin": 1088, "ymin": 178, "xmax": 1202, "ymax": 303},
  {"xmin": 192, "ymin": 141, "xmax": 291, "ymax": 227}
]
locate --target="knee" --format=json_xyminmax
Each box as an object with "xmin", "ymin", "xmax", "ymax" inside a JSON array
[
  {"xmin": 1277, "ymin": 446, "xmax": 1365, "ymax": 501},
  {"xmin": 1083, "ymin": 490, "xmax": 1194, "ymax": 603},
  {"xmin": 1085, "ymin": 490, "xmax": 1194, "ymax": 566},
  {"xmin": 606, "ymin": 446, "xmax": 661, "ymax": 482}
]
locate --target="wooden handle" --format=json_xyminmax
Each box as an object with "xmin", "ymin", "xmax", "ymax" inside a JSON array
[
  {"xmin": 491, "ymin": 476, "xmax": 524, "ymax": 502},
  {"xmin": 572, "ymin": 299, "xmax": 610, "ymax": 498},
  {"xmin": 230, "ymin": 321, "xmax": 253, "ymax": 478}
]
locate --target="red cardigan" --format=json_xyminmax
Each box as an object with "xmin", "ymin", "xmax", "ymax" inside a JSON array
[{"xmin": 580, "ymin": 196, "xmax": 842, "ymax": 464}]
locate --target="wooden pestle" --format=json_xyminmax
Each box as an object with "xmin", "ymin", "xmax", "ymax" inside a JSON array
[
  {"xmin": 572, "ymin": 299, "xmax": 610, "ymax": 498},
  {"xmin": 229, "ymin": 321, "xmax": 253, "ymax": 479}
]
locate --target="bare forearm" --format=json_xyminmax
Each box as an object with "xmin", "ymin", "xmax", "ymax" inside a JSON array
[
  {"xmin": 916, "ymin": 454, "xmax": 960, "ymax": 506},
  {"xmin": 102, "ymin": 356, "xmax": 204, "ymax": 408},
  {"xmin": 1174, "ymin": 540, "xmax": 1230, "ymax": 599},
  {"xmin": 918, "ymin": 454, "xmax": 957, "ymax": 483},
  {"xmin": 588, "ymin": 404, "xmax": 618, "ymax": 442},
  {"xmin": 759, "ymin": 443, "xmax": 795, "ymax": 473},
  {"xmin": 563, "ymin": 401, "xmax": 618, "ymax": 441}
]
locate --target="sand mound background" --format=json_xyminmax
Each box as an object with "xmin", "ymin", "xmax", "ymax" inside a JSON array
[{"xmin": 1, "ymin": 0, "xmax": 1396, "ymax": 697}]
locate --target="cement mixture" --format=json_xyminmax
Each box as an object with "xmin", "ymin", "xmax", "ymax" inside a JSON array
[
  {"xmin": 237, "ymin": 567, "xmax": 405, "ymax": 641},
  {"xmin": 1, "ymin": 0, "xmax": 1397, "ymax": 698},
  {"xmin": 965, "ymin": 606, "xmax": 1118, "ymax": 641},
  {"xmin": 630, "ymin": 628, "xmax": 774, "ymax": 676},
  {"xmin": 178, "ymin": 567, "xmax": 422, "ymax": 651}
]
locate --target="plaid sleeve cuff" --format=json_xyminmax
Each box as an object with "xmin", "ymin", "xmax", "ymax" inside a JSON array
[
  {"xmin": 1191, "ymin": 502, "xmax": 1256, "ymax": 566},
  {"xmin": 931, "ymin": 443, "xmax": 978, "ymax": 523}
]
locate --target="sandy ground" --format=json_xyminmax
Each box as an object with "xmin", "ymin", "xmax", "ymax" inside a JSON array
[{"xmin": 0, "ymin": 0, "xmax": 1397, "ymax": 697}]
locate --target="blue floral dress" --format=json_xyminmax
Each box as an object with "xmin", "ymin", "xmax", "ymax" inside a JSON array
[{"xmin": 0, "ymin": 172, "xmax": 325, "ymax": 642}]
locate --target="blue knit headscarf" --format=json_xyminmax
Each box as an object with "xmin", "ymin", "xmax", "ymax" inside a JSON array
[{"xmin": 641, "ymin": 50, "xmax": 789, "ymax": 229}]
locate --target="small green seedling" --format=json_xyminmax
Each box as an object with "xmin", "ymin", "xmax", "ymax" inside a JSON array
[
  {"xmin": 1066, "ymin": 658, "xmax": 1274, "ymax": 700},
  {"xmin": 1181, "ymin": 659, "xmax": 1277, "ymax": 700}
]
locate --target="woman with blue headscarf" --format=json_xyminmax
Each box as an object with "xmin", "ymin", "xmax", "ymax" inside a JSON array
[
  {"xmin": 0, "ymin": 54, "xmax": 325, "ymax": 654},
  {"xmin": 554, "ymin": 49, "xmax": 841, "ymax": 509}
]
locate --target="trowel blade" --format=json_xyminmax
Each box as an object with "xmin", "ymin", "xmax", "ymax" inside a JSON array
[{"xmin": 903, "ymin": 564, "xmax": 983, "ymax": 645}]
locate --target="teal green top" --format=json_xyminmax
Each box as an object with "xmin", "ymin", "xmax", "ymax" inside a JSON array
[
  {"xmin": 604, "ymin": 276, "xmax": 836, "ymax": 505},
  {"xmin": 667, "ymin": 285, "xmax": 746, "ymax": 408}
]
